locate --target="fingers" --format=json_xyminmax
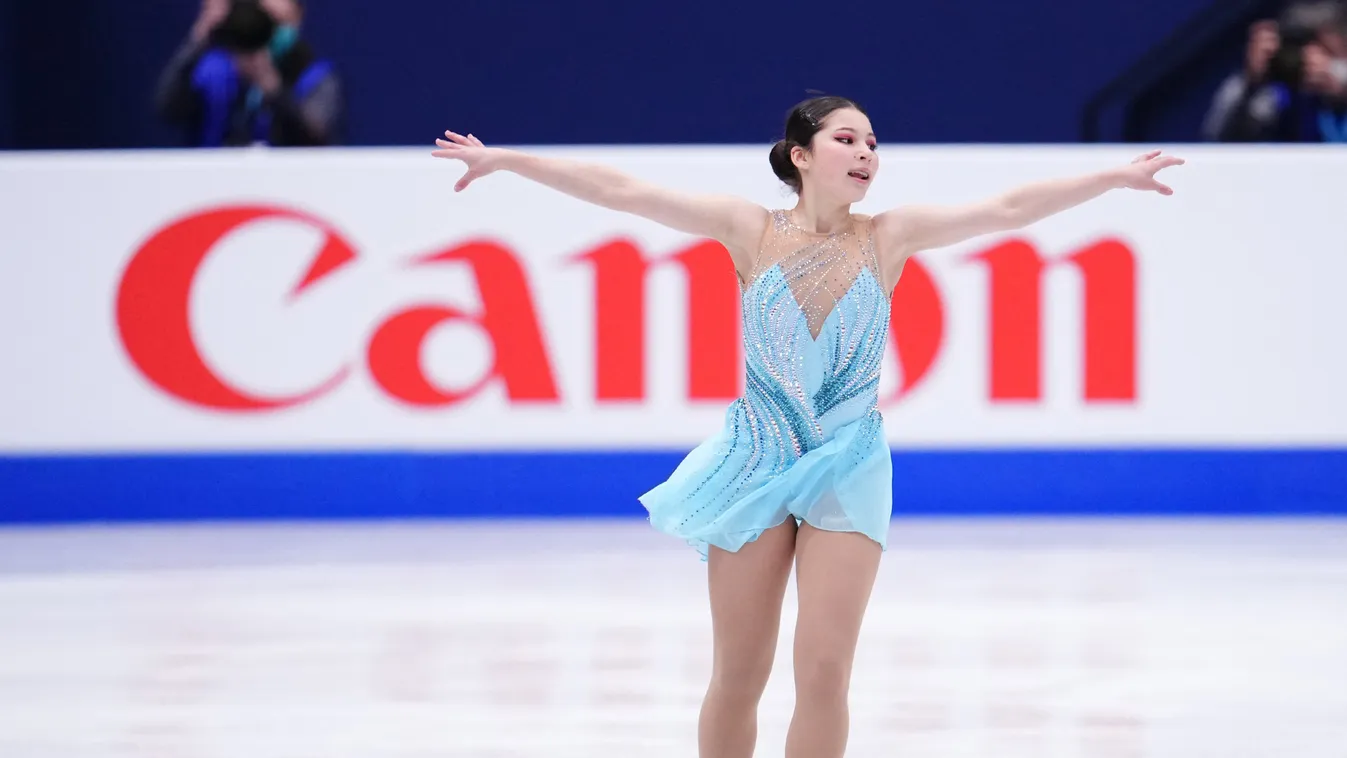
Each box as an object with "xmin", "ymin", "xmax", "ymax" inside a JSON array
[
  {"xmin": 432, "ymin": 131, "xmax": 482, "ymax": 190},
  {"xmin": 444, "ymin": 130, "xmax": 480, "ymax": 147},
  {"xmin": 431, "ymin": 138, "xmax": 461, "ymax": 159},
  {"xmin": 440, "ymin": 130, "xmax": 486, "ymax": 148},
  {"xmin": 432, "ymin": 132, "xmax": 487, "ymax": 179},
  {"xmin": 1149, "ymin": 155, "xmax": 1185, "ymax": 172},
  {"xmin": 1136, "ymin": 152, "xmax": 1185, "ymax": 171},
  {"xmin": 454, "ymin": 170, "xmax": 478, "ymax": 193},
  {"xmin": 1146, "ymin": 154, "xmax": 1181, "ymax": 195}
]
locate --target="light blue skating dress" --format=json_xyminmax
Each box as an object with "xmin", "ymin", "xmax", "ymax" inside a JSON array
[{"xmin": 639, "ymin": 210, "xmax": 893, "ymax": 559}]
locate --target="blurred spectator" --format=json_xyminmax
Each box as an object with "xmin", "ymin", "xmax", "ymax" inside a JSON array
[
  {"xmin": 155, "ymin": 0, "xmax": 343, "ymax": 147},
  {"xmin": 1203, "ymin": 0, "xmax": 1347, "ymax": 142}
]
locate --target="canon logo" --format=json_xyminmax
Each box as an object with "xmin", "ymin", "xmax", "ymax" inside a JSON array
[{"xmin": 115, "ymin": 204, "xmax": 1136, "ymax": 412}]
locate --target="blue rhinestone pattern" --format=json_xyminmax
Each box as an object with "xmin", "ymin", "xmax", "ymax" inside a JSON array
[{"xmin": 639, "ymin": 210, "xmax": 896, "ymax": 559}]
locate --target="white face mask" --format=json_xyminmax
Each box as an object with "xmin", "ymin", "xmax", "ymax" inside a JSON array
[{"xmin": 1331, "ymin": 58, "xmax": 1347, "ymax": 87}]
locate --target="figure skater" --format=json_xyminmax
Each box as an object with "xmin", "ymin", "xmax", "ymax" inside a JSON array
[{"xmin": 432, "ymin": 95, "xmax": 1182, "ymax": 758}]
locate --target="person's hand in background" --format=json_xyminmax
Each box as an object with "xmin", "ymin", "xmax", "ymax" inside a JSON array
[
  {"xmin": 191, "ymin": 0, "xmax": 230, "ymax": 43},
  {"xmin": 232, "ymin": 49, "xmax": 282, "ymax": 96},
  {"xmin": 1303, "ymin": 43, "xmax": 1347, "ymax": 99}
]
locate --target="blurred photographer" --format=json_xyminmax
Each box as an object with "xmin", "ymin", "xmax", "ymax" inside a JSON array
[
  {"xmin": 155, "ymin": 0, "xmax": 343, "ymax": 147},
  {"xmin": 1203, "ymin": 0, "xmax": 1347, "ymax": 142}
]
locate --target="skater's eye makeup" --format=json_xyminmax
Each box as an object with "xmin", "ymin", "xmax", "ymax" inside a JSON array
[{"xmin": 832, "ymin": 129, "xmax": 878, "ymax": 151}]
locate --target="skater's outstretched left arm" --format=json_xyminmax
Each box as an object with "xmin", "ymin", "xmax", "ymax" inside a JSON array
[{"xmin": 872, "ymin": 150, "xmax": 1184, "ymax": 282}]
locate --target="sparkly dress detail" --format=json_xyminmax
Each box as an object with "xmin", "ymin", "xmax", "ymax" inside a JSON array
[{"xmin": 639, "ymin": 210, "xmax": 893, "ymax": 559}]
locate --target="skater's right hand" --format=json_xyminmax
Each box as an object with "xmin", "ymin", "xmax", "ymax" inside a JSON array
[{"xmin": 432, "ymin": 131, "xmax": 505, "ymax": 192}]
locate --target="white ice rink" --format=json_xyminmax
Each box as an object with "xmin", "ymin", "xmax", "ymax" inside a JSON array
[{"xmin": 1, "ymin": 518, "xmax": 1345, "ymax": 758}]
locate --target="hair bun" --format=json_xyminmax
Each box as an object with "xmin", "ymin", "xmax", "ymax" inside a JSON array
[{"xmin": 769, "ymin": 139, "xmax": 800, "ymax": 190}]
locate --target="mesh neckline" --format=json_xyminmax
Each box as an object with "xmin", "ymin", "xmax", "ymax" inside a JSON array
[{"xmin": 779, "ymin": 210, "xmax": 858, "ymax": 238}]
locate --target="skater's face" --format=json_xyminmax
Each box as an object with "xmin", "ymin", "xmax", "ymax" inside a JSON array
[{"xmin": 793, "ymin": 108, "xmax": 879, "ymax": 203}]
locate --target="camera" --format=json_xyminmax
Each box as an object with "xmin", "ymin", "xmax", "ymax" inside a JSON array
[
  {"xmin": 209, "ymin": 0, "xmax": 278, "ymax": 54},
  {"xmin": 1265, "ymin": 1, "xmax": 1343, "ymax": 86},
  {"xmin": 1267, "ymin": 25, "xmax": 1320, "ymax": 85}
]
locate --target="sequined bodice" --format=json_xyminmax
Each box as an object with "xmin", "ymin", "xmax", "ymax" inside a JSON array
[{"xmin": 737, "ymin": 210, "xmax": 891, "ymax": 463}]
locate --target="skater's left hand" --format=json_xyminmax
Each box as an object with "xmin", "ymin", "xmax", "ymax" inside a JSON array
[
  {"xmin": 1116, "ymin": 150, "xmax": 1185, "ymax": 196},
  {"xmin": 432, "ymin": 131, "xmax": 505, "ymax": 192}
]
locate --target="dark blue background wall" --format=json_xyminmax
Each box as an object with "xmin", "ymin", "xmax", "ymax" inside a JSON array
[
  {"xmin": 0, "ymin": 0, "xmax": 1238, "ymax": 150},
  {"xmin": 0, "ymin": 0, "xmax": 14, "ymax": 148}
]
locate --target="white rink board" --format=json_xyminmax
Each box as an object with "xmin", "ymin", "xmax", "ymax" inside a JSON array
[{"xmin": 2, "ymin": 145, "xmax": 1346, "ymax": 453}]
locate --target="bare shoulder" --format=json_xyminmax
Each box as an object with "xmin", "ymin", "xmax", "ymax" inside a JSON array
[
  {"xmin": 716, "ymin": 197, "xmax": 771, "ymax": 274},
  {"xmin": 870, "ymin": 207, "xmax": 914, "ymax": 246},
  {"xmin": 721, "ymin": 196, "xmax": 771, "ymax": 244}
]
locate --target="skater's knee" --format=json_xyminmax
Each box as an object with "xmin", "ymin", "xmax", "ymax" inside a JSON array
[
  {"xmin": 709, "ymin": 650, "xmax": 774, "ymax": 705},
  {"xmin": 794, "ymin": 651, "xmax": 851, "ymax": 705}
]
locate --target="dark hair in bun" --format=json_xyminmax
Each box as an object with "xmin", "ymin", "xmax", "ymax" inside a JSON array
[{"xmin": 768, "ymin": 95, "xmax": 868, "ymax": 193}]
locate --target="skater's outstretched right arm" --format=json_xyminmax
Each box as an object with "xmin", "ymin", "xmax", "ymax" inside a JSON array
[{"xmin": 432, "ymin": 131, "xmax": 767, "ymax": 273}]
